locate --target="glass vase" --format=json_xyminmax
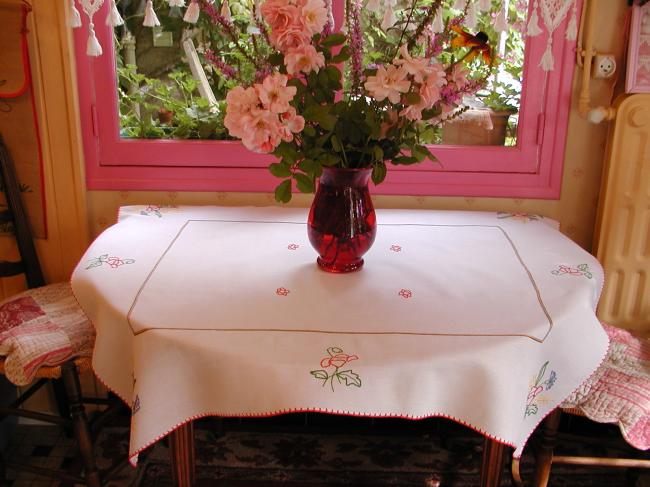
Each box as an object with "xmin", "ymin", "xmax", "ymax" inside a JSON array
[{"xmin": 307, "ymin": 167, "xmax": 377, "ymax": 273}]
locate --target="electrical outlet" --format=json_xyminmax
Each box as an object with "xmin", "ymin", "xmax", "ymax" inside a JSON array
[{"xmin": 593, "ymin": 54, "xmax": 616, "ymax": 78}]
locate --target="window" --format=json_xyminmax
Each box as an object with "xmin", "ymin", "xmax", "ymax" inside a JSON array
[{"xmin": 73, "ymin": 0, "xmax": 579, "ymax": 197}]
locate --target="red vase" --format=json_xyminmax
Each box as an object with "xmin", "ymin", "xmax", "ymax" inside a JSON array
[{"xmin": 307, "ymin": 167, "xmax": 377, "ymax": 273}]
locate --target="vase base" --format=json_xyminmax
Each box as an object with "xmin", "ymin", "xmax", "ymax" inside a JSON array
[{"xmin": 316, "ymin": 257, "xmax": 365, "ymax": 273}]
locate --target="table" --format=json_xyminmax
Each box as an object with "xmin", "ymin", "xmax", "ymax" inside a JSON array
[{"xmin": 71, "ymin": 205, "xmax": 609, "ymax": 486}]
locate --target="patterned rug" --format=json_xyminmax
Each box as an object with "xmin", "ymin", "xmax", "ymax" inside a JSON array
[{"xmin": 6, "ymin": 415, "xmax": 650, "ymax": 486}]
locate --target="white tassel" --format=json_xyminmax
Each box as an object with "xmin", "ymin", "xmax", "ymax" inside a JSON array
[
  {"xmin": 478, "ymin": 0, "xmax": 491, "ymax": 12},
  {"xmin": 453, "ymin": 0, "xmax": 465, "ymax": 10},
  {"xmin": 432, "ymin": 10, "xmax": 444, "ymax": 33},
  {"xmin": 184, "ymin": 0, "xmax": 200, "ymax": 23},
  {"xmin": 539, "ymin": 38, "xmax": 554, "ymax": 71},
  {"xmin": 566, "ymin": 0, "xmax": 578, "ymax": 41},
  {"xmin": 220, "ymin": 0, "xmax": 231, "ymax": 21},
  {"xmin": 493, "ymin": 2, "xmax": 508, "ymax": 32},
  {"xmin": 366, "ymin": 0, "xmax": 381, "ymax": 12},
  {"xmin": 143, "ymin": 0, "xmax": 160, "ymax": 27},
  {"xmin": 527, "ymin": 0, "xmax": 542, "ymax": 37},
  {"xmin": 381, "ymin": 7, "xmax": 396, "ymax": 29},
  {"xmin": 465, "ymin": 1, "xmax": 477, "ymax": 30},
  {"xmin": 168, "ymin": 0, "xmax": 185, "ymax": 6},
  {"xmin": 106, "ymin": 0, "xmax": 124, "ymax": 26},
  {"xmin": 86, "ymin": 23, "xmax": 103, "ymax": 56},
  {"xmin": 69, "ymin": 0, "xmax": 82, "ymax": 28}
]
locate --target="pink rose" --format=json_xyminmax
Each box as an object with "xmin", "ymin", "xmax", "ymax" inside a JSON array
[{"xmin": 284, "ymin": 43, "xmax": 325, "ymax": 75}]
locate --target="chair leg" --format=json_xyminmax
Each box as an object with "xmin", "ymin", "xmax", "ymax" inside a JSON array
[
  {"xmin": 532, "ymin": 409, "xmax": 562, "ymax": 487},
  {"xmin": 61, "ymin": 362, "xmax": 101, "ymax": 487},
  {"xmin": 0, "ymin": 450, "xmax": 7, "ymax": 485}
]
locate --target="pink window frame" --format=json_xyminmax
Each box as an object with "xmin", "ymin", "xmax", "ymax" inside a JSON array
[{"xmin": 73, "ymin": 1, "xmax": 579, "ymax": 198}]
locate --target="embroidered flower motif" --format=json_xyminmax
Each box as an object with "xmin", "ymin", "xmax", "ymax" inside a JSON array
[
  {"xmin": 311, "ymin": 347, "xmax": 361, "ymax": 391},
  {"xmin": 525, "ymin": 361, "xmax": 557, "ymax": 418},
  {"xmin": 551, "ymin": 263, "xmax": 593, "ymax": 279},
  {"xmin": 276, "ymin": 287, "xmax": 290, "ymax": 296},
  {"xmin": 398, "ymin": 289, "xmax": 412, "ymax": 299},
  {"xmin": 390, "ymin": 245, "xmax": 402, "ymax": 252},
  {"xmin": 86, "ymin": 254, "xmax": 136, "ymax": 270},
  {"xmin": 497, "ymin": 212, "xmax": 541, "ymax": 222},
  {"xmin": 287, "ymin": 244, "xmax": 300, "ymax": 250},
  {"xmin": 140, "ymin": 205, "xmax": 163, "ymax": 218}
]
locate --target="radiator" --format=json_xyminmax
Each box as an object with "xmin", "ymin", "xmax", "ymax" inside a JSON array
[{"xmin": 593, "ymin": 94, "xmax": 650, "ymax": 335}]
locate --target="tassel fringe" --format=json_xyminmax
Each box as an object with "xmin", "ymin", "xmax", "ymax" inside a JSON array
[
  {"xmin": 539, "ymin": 38, "xmax": 554, "ymax": 71},
  {"xmin": 69, "ymin": 0, "xmax": 82, "ymax": 28},
  {"xmin": 220, "ymin": 0, "xmax": 231, "ymax": 21},
  {"xmin": 184, "ymin": 0, "xmax": 200, "ymax": 23},
  {"xmin": 527, "ymin": 6, "xmax": 542, "ymax": 36},
  {"xmin": 478, "ymin": 0, "xmax": 491, "ymax": 12},
  {"xmin": 86, "ymin": 23, "xmax": 103, "ymax": 56},
  {"xmin": 465, "ymin": 1, "xmax": 477, "ymax": 30},
  {"xmin": 106, "ymin": 0, "xmax": 124, "ymax": 26},
  {"xmin": 432, "ymin": 10, "xmax": 444, "ymax": 33},
  {"xmin": 493, "ymin": 2, "xmax": 508, "ymax": 32},
  {"xmin": 366, "ymin": 0, "xmax": 381, "ymax": 12},
  {"xmin": 143, "ymin": 0, "xmax": 161, "ymax": 27},
  {"xmin": 566, "ymin": 0, "xmax": 578, "ymax": 40},
  {"xmin": 168, "ymin": 0, "xmax": 186, "ymax": 6}
]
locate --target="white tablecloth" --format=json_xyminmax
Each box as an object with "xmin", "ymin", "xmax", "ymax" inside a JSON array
[{"xmin": 71, "ymin": 206, "xmax": 609, "ymax": 464}]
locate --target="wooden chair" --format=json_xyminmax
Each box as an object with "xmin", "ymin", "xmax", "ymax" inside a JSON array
[
  {"xmin": 0, "ymin": 135, "xmax": 111, "ymax": 486},
  {"xmin": 512, "ymin": 323, "xmax": 650, "ymax": 487}
]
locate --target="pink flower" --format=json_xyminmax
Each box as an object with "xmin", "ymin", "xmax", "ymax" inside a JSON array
[
  {"xmin": 281, "ymin": 106, "xmax": 305, "ymax": 134},
  {"xmin": 224, "ymin": 86, "xmax": 260, "ymax": 138},
  {"xmin": 261, "ymin": 0, "xmax": 300, "ymax": 31},
  {"xmin": 300, "ymin": 0, "xmax": 328, "ymax": 35},
  {"xmin": 284, "ymin": 43, "xmax": 325, "ymax": 75},
  {"xmin": 448, "ymin": 64, "xmax": 468, "ymax": 87},
  {"xmin": 364, "ymin": 64, "xmax": 410, "ymax": 104},
  {"xmin": 255, "ymin": 73, "xmax": 297, "ymax": 114},
  {"xmin": 270, "ymin": 23, "xmax": 311, "ymax": 51},
  {"xmin": 394, "ymin": 45, "xmax": 434, "ymax": 83},
  {"xmin": 241, "ymin": 108, "xmax": 282, "ymax": 153}
]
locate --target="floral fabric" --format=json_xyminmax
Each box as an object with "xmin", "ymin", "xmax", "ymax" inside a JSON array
[
  {"xmin": 561, "ymin": 323, "xmax": 650, "ymax": 450},
  {"xmin": 0, "ymin": 282, "xmax": 95, "ymax": 385}
]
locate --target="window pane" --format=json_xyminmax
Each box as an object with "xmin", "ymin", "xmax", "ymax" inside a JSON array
[
  {"xmin": 360, "ymin": 0, "xmax": 527, "ymax": 147},
  {"xmin": 113, "ymin": 0, "xmax": 527, "ymax": 146}
]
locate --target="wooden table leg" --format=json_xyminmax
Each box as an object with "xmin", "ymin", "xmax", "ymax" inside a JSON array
[
  {"xmin": 532, "ymin": 409, "xmax": 561, "ymax": 487},
  {"xmin": 480, "ymin": 437, "xmax": 506, "ymax": 487},
  {"xmin": 170, "ymin": 421, "xmax": 195, "ymax": 487}
]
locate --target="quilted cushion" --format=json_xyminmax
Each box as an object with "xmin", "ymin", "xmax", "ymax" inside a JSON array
[
  {"xmin": 0, "ymin": 282, "xmax": 94, "ymax": 386},
  {"xmin": 561, "ymin": 323, "xmax": 650, "ymax": 450}
]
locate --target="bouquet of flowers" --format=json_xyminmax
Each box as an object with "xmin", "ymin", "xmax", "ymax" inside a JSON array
[{"xmin": 203, "ymin": 0, "xmax": 492, "ymax": 201}]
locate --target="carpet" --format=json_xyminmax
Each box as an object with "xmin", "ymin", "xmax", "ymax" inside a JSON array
[{"xmin": 87, "ymin": 416, "xmax": 649, "ymax": 487}]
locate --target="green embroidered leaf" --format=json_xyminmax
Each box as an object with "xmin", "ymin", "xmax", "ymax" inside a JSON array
[
  {"xmin": 327, "ymin": 347, "xmax": 343, "ymax": 356},
  {"xmin": 338, "ymin": 370, "xmax": 362, "ymax": 388},
  {"xmin": 311, "ymin": 370, "xmax": 328, "ymax": 380},
  {"xmin": 535, "ymin": 361, "xmax": 549, "ymax": 387}
]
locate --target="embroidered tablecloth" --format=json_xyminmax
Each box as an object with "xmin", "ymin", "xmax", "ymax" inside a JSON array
[{"xmin": 70, "ymin": 205, "xmax": 609, "ymax": 464}]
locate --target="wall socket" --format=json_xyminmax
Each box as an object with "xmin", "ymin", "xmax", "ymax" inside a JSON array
[{"xmin": 593, "ymin": 54, "xmax": 617, "ymax": 78}]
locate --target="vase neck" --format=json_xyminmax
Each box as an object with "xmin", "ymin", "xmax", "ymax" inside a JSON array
[{"xmin": 319, "ymin": 167, "xmax": 372, "ymax": 188}]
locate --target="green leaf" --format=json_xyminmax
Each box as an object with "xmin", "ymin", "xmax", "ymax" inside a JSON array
[
  {"xmin": 274, "ymin": 179, "xmax": 292, "ymax": 203},
  {"xmin": 303, "ymin": 125, "xmax": 316, "ymax": 137},
  {"xmin": 294, "ymin": 173, "xmax": 315, "ymax": 193},
  {"xmin": 269, "ymin": 163, "xmax": 292, "ymax": 178},
  {"xmin": 372, "ymin": 162, "xmax": 387, "ymax": 185},
  {"xmin": 413, "ymin": 144, "xmax": 435, "ymax": 162},
  {"xmin": 337, "ymin": 370, "xmax": 362, "ymax": 388},
  {"xmin": 331, "ymin": 46, "xmax": 351, "ymax": 63},
  {"xmin": 321, "ymin": 33, "xmax": 346, "ymax": 47},
  {"xmin": 393, "ymin": 155, "xmax": 419, "ymax": 165},
  {"xmin": 303, "ymin": 105, "xmax": 337, "ymax": 131},
  {"xmin": 373, "ymin": 145, "xmax": 384, "ymax": 161},
  {"xmin": 310, "ymin": 370, "xmax": 329, "ymax": 380},
  {"xmin": 330, "ymin": 135, "xmax": 342, "ymax": 152}
]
